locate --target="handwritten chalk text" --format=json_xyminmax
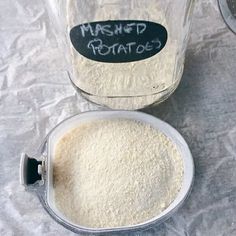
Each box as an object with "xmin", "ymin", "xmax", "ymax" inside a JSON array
[
  {"xmin": 70, "ymin": 20, "xmax": 167, "ymax": 62},
  {"xmin": 80, "ymin": 23, "xmax": 147, "ymax": 37},
  {"xmin": 87, "ymin": 38, "xmax": 162, "ymax": 56}
]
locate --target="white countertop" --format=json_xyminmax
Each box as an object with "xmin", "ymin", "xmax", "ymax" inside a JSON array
[{"xmin": 1, "ymin": 0, "xmax": 236, "ymax": 235}]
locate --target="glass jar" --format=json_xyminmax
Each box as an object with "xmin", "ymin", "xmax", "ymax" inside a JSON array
[
  {"xmin": 48, "ymin": 0, "xmax": 195, "ymax": 109},
  {"xmin": 218, "ymin": 0, "xmax": 236, "ymax": 34}
]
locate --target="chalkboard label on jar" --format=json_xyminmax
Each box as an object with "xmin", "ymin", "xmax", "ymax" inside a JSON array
[{"xmin": 69, "ymin": 20, "xmax": 168, "ymax": 63}]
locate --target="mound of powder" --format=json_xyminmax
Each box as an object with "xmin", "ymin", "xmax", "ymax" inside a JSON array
[{"xmin": 53, "ymin": 119, "xmax": 183, "ymax": 228}]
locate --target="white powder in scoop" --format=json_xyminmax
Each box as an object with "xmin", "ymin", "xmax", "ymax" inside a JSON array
[
  {"xmin": 53, "ymin": 119, "xmax": 183, "ymax": 228},
  {"xmin": 66, "ymin": 0, "xmax": 181, "ymax": 109}
]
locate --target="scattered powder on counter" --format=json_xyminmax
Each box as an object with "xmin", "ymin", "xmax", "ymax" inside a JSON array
[
  {"xmin": 53, "ymin": 119, "xmax": 183, "ymax": 228},
  {"xmin": 66, "ymin": 0, "xmax": 181, "ymax": 109}
]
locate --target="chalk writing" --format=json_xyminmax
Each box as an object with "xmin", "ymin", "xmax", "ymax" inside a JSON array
[
  {"xmin": 87, "ymin": 38, "xmax": 162, "ymax": 56},
  {"xmin": 80, "ymin": 22, "xmax": 147, "ymax": 37},
  {"xmin": 70, "ymin": 20, "xmax": 168, "ymax": 63}
]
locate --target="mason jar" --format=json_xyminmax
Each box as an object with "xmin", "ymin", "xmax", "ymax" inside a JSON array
[{"xmin": 48, "ymin": 0, "xmax": 195, "ymax": 109}]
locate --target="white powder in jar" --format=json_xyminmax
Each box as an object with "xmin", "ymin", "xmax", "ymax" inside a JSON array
[
  {"xmin": 66, "ymin": 0, "xmax": 181, "ymax": 109},
  {"xmin": 53, "ymin": 119, "xmax": 183, "ymax": 228}
]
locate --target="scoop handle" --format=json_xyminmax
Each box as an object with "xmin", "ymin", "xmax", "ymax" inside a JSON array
[{"xmin": 20, "ymin": 153, "xmax": 43, "ymax": 187}]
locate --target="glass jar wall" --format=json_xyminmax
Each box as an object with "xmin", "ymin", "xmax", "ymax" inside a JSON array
[{"xmin": 48, "ymin": 0, "xmax": 195, "ymax": 109}]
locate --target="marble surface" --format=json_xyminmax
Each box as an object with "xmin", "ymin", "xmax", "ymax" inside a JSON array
[{"xmin": 1, "ymin": 0, "xmax": 236, "ymax": 235}]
